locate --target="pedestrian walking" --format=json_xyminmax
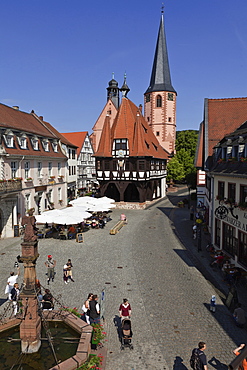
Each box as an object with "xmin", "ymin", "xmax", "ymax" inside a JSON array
[
  {"xmin": 66, "ymin": 259, "xmax": 75, "ymax": 282},
  {"xmin": 5, "ymin": 267, "xmax": 20, "ymax": 300},
  {"xmin": 210, "ymin": 295, "xmax": 216, "ymax": 313},
  {"xmin": 63, "ymin": 263, "xmax": 69, "ymax": 284},
  {"xmin": 233, "ymin": 303, "xmax": 246, "ymax": 328},
  {"xmin": 190, "ymin": 342, "xmax": 208, "ymax": 370},
  {"xmin": 10, "ymin": 283, "xmax": 20, "ymax": 316},
  {"xmin": 89, "ymin": 294, "xmax": 100, "ymax": 324},
  {"xmin": 233, "ymin": 344, "xmax": 247, "ymax": 370},
  {"xmin": 119, "ymin": 298, "xmax": 132, "ymax": 321},
  {"xmin": 44, "ymin": 255, "xmax": 56, "ymax": 285}
]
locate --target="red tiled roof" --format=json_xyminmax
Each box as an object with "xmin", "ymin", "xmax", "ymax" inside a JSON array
[
  {"xmin": 95, "ymin": 97, "xmax": 169, "ymax": 159},
  {"xmin": 208, "ymin": 97, "xmax": 247, "ymax": 156},
  {"xmin": 0, "ymin": 104, "xmax": 57, "ymax": 137},
  {"xmin": 61, "ymin": 132, "xmax": 87, "ymax": 156},
  {"xmin": 96, "ymin": 116, "xmax": 112, "ymax": 157},
  {"xmin": 195, "ymin": 122, "xmax": 204, "ymax": 168}
]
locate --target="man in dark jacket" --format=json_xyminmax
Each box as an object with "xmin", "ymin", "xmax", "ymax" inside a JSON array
[
  {"xmin": 89, "ymin": 295, "xmax": 100, "ymax": 324},
  {"xmin": 11, "ymin": 283, "xmax": 20, "ymax": 316}
]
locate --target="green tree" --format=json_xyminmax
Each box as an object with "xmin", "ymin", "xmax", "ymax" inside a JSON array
[
  {"xmin": 167, "ymin": 157, "xmax": 185, "ymax": 182},
  {"xmin": 176, "ymin": 130, "xmax": 198, "ymax": 155},
  {"xmin": 167, "ymin": 130, "xmax": 198, "ymax": 187}
]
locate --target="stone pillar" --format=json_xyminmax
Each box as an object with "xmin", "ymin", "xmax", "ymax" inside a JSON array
[
  {"xmin": 19, "ymin": 212, "xmax": 41, "ymax": 353},
  {"xmin": 19, "ymin": 293, "xmax": 41, "ymax": 353}
]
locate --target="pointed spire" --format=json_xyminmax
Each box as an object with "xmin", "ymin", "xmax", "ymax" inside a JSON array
[
  {"xmin": 120, "ymin": 73, "xmax": 130, "ymax": 98},
  {"xmin": 145, "ymin": 9, "xmax": 176, "ymax": 94}
]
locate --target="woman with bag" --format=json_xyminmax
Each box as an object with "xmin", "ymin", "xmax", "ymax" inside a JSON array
[{"xmin": 81, "ymin": 293, "xmax": 93, "ymax": 324}]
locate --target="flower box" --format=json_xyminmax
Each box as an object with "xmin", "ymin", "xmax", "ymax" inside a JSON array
[{"xmin": 25, "ymin": 177, "xmax": 33, "ymax": 182}]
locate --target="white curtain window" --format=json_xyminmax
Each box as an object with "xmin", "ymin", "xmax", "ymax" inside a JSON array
[
  {"xmin": 11, "ymin": 161, "xmax": 17, "ymax": 178},
  {"xmin": 24, "ymin": 162, "xmax": 30, "ymax": 178},
  {"xmin": 37, "ymin": 162, "xmax": 42, "ymax": 177}
]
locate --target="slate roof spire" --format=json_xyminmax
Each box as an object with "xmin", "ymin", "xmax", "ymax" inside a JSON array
[
  {"xmin": 120, "ymin": 73, "xmax": 130, "ymax": 98},
  {"xmin": 145, "ymin": 8, "xmax": 176, "ymax": 94}
]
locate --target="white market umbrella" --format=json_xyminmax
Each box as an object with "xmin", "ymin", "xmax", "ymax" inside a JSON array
[
  {"xmin": 35, "ymin": 209, "xmax": 63, "ymax": 224},
  {"xmin": 96, "ymin": 196, "xmax": 115, "ymax": 203},
  {"xmin": 69, "ymin": 197, "xmax": 94, "ymax": 206},
  {"xmin": 60, "ymin": 207, "xmax": 91, "ymax": 220},
  {"xmin": 87, "ymin": 205, "xmax": 110, "ymax": 213}
]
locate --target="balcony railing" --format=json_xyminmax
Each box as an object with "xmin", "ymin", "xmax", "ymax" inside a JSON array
[{"xmin": 0, "ymin": 179, "xmax": 22, "ymax": 194}]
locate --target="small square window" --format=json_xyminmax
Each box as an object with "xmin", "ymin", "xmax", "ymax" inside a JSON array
[
  {"xmin": 168, "ymin": 93, "xmax": 174, "ymax": 101},
  {"xmin": 156, "ymin": 131, "xmax": 160, "ymax": 136}
]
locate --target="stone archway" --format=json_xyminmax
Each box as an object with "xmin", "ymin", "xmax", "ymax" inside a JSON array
[
  {"xmin": 124, "ymin": 183, "xmax": 139, "ymax": 202},
  {"xmin": 104, "ymin": 183, "xmax": 120, "ymax": 202}
]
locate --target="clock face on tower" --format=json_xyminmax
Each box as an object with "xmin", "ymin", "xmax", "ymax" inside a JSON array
[{"xmin": 116, "ymin": 149, "xmax": 125, "ymax": 157}]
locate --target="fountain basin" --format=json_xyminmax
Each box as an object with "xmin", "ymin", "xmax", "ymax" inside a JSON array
[{"xmin": 0, "ymin": 310, "xmax": 92, "ymax": 370}]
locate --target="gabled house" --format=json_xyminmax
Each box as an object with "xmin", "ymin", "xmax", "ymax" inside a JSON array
[
  {"xmin": 0, "ymin": 104, "xmax": 68, "ymax": 238},
  {"xmin": 43, "ymin": 122, "xmax": 78, "ymax": 201},
  {"xmin": 62, "ymin": 132, "xmax": 95, "ymax": 194}
]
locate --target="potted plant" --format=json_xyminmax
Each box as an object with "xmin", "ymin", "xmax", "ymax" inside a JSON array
[
  {"xmin": 25, "ymin": 177, "xmax": 33, "ymax": 182},
  {"xmin": 49, "ymin": 175, "xmax": 56, "ymax": 179},
  {"xmin": 177, "ymin": 201, "xmax": 184, "ymax": 208},
  {"xmin": 59, "ymin": 199, "xmax": 63, "ymax": 205}
]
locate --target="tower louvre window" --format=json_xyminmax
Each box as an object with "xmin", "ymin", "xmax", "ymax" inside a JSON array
[
  {"xmin": 146, "ymin": 94, "xmax": 150, "ymax": 103},
  {"xmin": 156, "ymin": 95, "xmax": 162, "ymax": 108},
  {"xmin": 168, "ymin": 93, "xmax": 174, "ymax": 101}
]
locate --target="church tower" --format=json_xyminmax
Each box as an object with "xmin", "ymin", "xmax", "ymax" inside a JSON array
[{"xmin": 144, "ymin": 8, "xmax": 177, "ymax": 154}]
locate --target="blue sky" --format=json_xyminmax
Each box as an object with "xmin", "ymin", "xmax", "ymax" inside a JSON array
[{"xmin": 1, "ymin": 0, "xmax": 247, "ymax": 134}]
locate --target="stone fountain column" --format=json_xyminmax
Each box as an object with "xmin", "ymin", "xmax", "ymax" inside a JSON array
[{"xmin": 19, "ymin": 210, "xmax": 41, "ymax": 353}]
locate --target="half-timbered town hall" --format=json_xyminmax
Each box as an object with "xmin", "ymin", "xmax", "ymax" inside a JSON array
[{"xmin": 92, "ymin": 9, "xmax": 175, "ymax": 203}]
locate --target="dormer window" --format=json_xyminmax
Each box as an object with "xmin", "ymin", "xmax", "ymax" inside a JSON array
[
  {"xmin": 114, "ymin": 138, "xmax": 128, "ymax": 157},
  {"xmin": 52, "ymin": 141, "xmax": 58, "ymax": 153},
  {"xmin": 18, "ymin": 133, "xmax": 27, "ymax": 149},
  {"xmin": 4, "ymin": 130, "xmax": 14, "ymax": 148},
  {"xmin": 31, "ymin": 136, "xmax": 39, "ymax": 150},
  {"xmin": 42, "ymin": 139, "xmax": 49, "ymax": 152}
]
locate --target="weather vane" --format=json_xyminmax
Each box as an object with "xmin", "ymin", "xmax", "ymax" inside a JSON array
[{"xmin": 161, "ymin": 2, "xmax": 164, "ymax": 14}]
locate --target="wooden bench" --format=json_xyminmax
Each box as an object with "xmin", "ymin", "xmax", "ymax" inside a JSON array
[{"xmin": 110, "ymin": 221, "xmax": 125, "ymax": 235}]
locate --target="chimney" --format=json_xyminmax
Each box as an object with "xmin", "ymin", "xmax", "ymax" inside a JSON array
[
  {"xmin": 39, "ymin": 116, "xmax": 43, "ymax": 121},
  {"xmin": 139, "ymin": 104, "xmax": 142, "ymax": 113},
  {"xmin": 13, "ymin": 106, "xmax": 19, "ymax": 110}
]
